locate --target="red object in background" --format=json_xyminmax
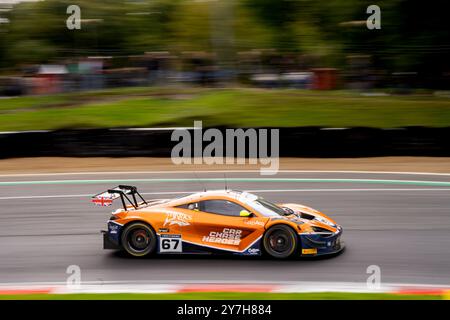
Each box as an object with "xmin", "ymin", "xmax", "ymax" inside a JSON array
[
  {"xmin": 33, "ymin": 74, "xmax": 60, "ymax": 95},
  {"xmin": 311, "ymin": 68, "xmax": 338, "ymax": 90},
  {"xmin": 32, "ymin": 65, "xmax": 68, "ymax": 95}
]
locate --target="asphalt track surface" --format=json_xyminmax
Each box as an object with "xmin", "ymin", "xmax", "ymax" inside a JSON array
[{"xmin": 0, "ymin": 170, "xmax": 449, "ymax": 285}]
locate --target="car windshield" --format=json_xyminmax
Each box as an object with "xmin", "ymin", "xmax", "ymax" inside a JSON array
[{"xmin": 247, "ymin": 197, "xmax": 287, "ymax": 217}]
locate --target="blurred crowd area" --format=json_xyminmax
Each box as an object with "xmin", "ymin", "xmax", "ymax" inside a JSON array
[
  {"xmin": 0, "ymin": 52, "xmax": 364, "ymax": 95},
  {"xmin": 0, "ymin": 0, "xmax": 449, "ymax": 96}
]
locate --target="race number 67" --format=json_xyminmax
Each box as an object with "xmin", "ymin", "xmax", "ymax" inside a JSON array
[{"xmin": 160, "ymin": 237, "xmax": 181, "ymax": 252}]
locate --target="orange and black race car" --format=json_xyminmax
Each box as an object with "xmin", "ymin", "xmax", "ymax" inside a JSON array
[{"xmin": 93, "ymin": 185, "xmax": 344, "ymax": 259}]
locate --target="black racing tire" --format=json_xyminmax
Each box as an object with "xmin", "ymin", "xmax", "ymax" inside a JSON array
[
  {"xmin": 121, "ymin": 222, "xmax": 157, "ymax": 257},
  {"xmin": 263, "ymin": 224, "xmax": 298, "ymax": 259}
]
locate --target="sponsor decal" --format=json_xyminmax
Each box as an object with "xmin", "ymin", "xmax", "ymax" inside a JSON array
[
  {"xmin": 302, "ymin": 248, "xmax": 318, "ymax": 254},
  {"xmin": 244, "ymin": 219, "xmax": 265, "ymax": 227},
  {"xmin": 108, "ymin": 223, "xmax": 120, "ymax": 234},
  {"xmin": 247, "ymin": 248, "xmax": 260, "ymax": 255},
  {"xmin": 164, "ymin": 212, "xmax": 192, "ymax": 227},
  {"xmin": 158, "ymin": 228, "xmax": 170, "ymax": 233},
  {"xmin": 202, "ymin": 228, "xmax": 242, "ymax": 245},
  {"xmin": 159, "ymin": 234, "xmax": 182, "ymax": 253}
]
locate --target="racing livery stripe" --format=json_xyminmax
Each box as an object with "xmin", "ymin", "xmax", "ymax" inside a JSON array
[{"xmin": 180, "ymin": 236, "xmax": 262, "ymax": 254}]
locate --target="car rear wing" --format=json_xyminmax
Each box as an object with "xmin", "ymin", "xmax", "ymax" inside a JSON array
[{"xmin": 91, "ymin": 185, "xmax": 148, "ymax": 211}]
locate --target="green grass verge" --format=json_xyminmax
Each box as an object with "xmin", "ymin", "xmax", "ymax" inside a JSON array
[
  {"xmin": 0, "ymin": 292, "xmax": 442, "ymax": 300},
  {"xmin": 1, "ymin": 87, "xmax": 450, "ymax": 131}
]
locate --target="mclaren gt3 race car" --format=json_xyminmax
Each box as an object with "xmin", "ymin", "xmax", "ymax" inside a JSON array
[{"xmin": 93, "ymin": 186, "xmax": 344, "ymax": 259}]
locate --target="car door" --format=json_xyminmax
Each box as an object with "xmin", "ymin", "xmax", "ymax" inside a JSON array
[
  {"xmin": 193, "ymin": 199, "xmax": 267, "ymax": 253},
  {"xmin": 157, "ymin": 204, "xmax": 199, "ymax": 254}
]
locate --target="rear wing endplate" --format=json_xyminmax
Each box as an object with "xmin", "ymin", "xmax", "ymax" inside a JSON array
[{"xmin": 91, "ymin": 185, "xmax": 147, "ymax": 210}]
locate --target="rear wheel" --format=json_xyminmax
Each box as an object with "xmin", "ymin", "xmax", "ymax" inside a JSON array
[
  {"xmin": 263, "ymin": 225, "xmax": 298, "ymax": 259},
  {"xmin": 121, "ymin": 222, "xmax": 156, "ymax": 257}
]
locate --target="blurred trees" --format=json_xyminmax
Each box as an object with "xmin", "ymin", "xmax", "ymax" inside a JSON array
[
  {"xmin": 0, "ymin": 0, "xmax": 448, "ymax": 87},
  {"xmin": 244, "ymin": 0, "xmax": 301, "ymax": 50}
]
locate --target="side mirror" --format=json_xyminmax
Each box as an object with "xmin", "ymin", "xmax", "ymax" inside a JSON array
[{"xmin": 239, "ymin": 210, "xmax": 252, "ymax": 217}]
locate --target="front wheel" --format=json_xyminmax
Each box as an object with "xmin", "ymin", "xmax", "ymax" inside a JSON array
[
  {"xmin": 263, "ymin": 225, "xmax": 298, "ymax": 259},
  {"xmin": 121, "ymin": 222, "xmax": 156, "ymax": 257}
]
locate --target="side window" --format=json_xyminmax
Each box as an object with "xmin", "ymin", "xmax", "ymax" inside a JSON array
[
  {"xmin": 199, "ymin": 200, "xmax": 246, "ymax": 217},
  {"xmin": 176, "ymin": 203, "xmax": 198, "ymax": 210}
]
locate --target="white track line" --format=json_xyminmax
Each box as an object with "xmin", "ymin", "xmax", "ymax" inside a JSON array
[
  {"xmin": 1, "ymin": 169, "xmax": 450, "ymax": 177},
  {"xmin": 1, "ymin": 188, "xmax": 449, "ymax": 201}
]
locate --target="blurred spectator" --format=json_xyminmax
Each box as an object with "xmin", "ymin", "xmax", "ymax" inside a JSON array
[{"xmin": 0, "ymin": 76, "xmax": 25, "ymax": 96}]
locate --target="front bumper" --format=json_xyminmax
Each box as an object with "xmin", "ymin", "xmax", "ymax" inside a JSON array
[{"xmin": 299, "ymin": 226, "xmax": 344, "ymax": 256}]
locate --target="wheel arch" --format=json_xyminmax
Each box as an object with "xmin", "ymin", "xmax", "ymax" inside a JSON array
[
  {"xmin": 119, "ymin": 219, "xmax": 156, "ymax": 246},
  {"xmin": 262, "ymin": 222, "xmax": 301, "ymax": 257}
]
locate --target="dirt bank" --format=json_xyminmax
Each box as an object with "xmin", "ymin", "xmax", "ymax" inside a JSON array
[{"xmin": 0, "ymin": 157, "xmax": 449, "ymax": 174}]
